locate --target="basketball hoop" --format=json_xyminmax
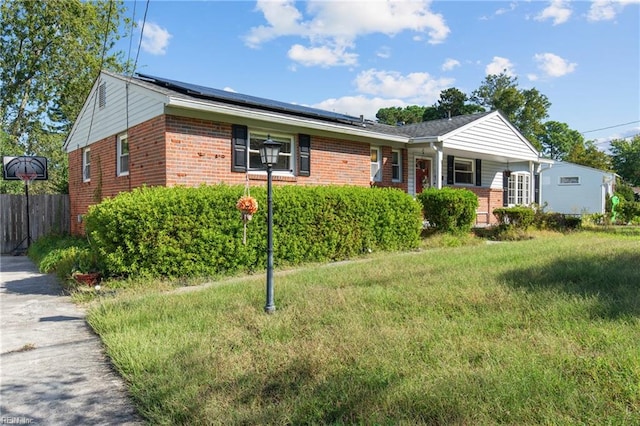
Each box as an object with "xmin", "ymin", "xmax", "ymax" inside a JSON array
[{"xmin": 16, "ymin": 171, "xmax": 38, "ymax": 184}]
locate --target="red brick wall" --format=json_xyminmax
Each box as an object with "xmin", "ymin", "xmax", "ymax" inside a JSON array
[
  {"xmin": 69, "ymin": 115, "xmax": 168, "ymax": 234},
  {"xmin": 451, "ymin": 186, "xmax": 503, "ymax": 226},
  {"xmin": 69, "ymin": 114, "xmax": 404, "ymax": 234},
  {"xmin": 301, "ymin": 135, "xmax": 371, "ymax": 186}
]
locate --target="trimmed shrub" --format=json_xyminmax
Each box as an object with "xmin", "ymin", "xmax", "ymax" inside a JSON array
[
  {"xmin": 493, "ymin": 206, "xmax": 535, "ymax": 229},
  {"xmin": 538, "ymin": 212, "xmax": 582, "ymax": 231},
  {"xmin": 84, "ymin": 185, "xmax": 422, "ymax": 279},
  {"xmin": 620, "ymin": 201, "xmax": 640, "ymax": 224},
  {"xmin": 417, "ymin": 187, "xmax": 478, "ymax": 234}
]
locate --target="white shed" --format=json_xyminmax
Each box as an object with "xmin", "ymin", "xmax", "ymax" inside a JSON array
[{"xmin": 539, "ymin": 162, "xmax": 615, "ymax": 215}]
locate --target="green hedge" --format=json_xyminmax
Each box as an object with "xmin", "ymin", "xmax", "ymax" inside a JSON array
[
  {"xmin": 84, "ymin": 185, "xmax": 422, "ymax": 278},
  {"xmin": 493, "ymin": 206, "xmax": 535, "ymax": 229},
  {"xmin": 416, "ymin": 187, "xmax": 478, "ymax": 233}
]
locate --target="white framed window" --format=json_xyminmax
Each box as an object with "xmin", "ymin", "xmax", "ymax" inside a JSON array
[
  {"xmin": 454, "ymin": 158, "xmax": 474, "ymax": 185},
  {"xmin": 248, "ymin": 132, "xmax": 294, "ymax": 173},
  {"xmin": 117, "ymin": 133, "xmax": 129, "ymax": 176},
  {"xmin": 371, "ymin": 147, "xmax": 382, "ymax": 182},
  {"xmin": 559, "ymin": 176, "xmax": 580, "ymax": 185},
  {"xmin": 82, "ymin": 148, "xmax": 91, "ymax": 182},
  {"xmin": 508, "ymin": 172, "xmax": 531, "ymax": 206},
  {"xmin": 391, "ymin": 150, "xmax": 402, "ymax": 182}
]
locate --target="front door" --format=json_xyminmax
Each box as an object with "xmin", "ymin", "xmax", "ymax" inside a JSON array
[{"xmin": 415, "ymin": 158, "xmax": 432, "ymax": 193}]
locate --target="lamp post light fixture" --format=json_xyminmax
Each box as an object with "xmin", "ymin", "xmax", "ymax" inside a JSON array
[{"xmin": 260, "ymin": 136, "xmax": 281, "ymax": 314}]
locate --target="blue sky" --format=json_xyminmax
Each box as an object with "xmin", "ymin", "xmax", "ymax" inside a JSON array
[{"xmin": 116, "ymin": 1, "xmax": 639, "ymax": 147}]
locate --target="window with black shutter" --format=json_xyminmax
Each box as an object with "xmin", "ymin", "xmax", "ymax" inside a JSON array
[
  {"xmin": 231, "ymin": 124, "xmax": 248, "ymax": 172},
  {"xmin": 299, "ymin": 134, "xmax": 310, "ymax": 176}
]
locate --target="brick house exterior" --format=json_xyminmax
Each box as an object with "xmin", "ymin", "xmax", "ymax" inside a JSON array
[{"xmin": 65, "ymin": 71, "xmax": 543, "ymax": 235}]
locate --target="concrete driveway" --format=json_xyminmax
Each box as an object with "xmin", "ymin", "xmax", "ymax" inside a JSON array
[{"xmin": 0, "ymin": 255, "xmax": 142, "ymax": 425}]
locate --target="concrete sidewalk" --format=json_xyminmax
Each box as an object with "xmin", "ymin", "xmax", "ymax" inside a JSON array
[{"xmin": 0, "ymin": 255, "xmax": 142, "ymax": 425}]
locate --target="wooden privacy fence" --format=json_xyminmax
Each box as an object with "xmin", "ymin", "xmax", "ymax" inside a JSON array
[{"xmin": 1, "ymin": 194, "xmax": 70, "ymax": 254}]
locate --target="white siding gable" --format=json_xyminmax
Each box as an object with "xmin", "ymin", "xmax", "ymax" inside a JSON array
[
  {"xmin": 443, "ymin": 112, "xmax": 539, "ymax": 161},
  {"xmin": 64, "ymin": 73, "xmax": 167, "ymax": 152}
]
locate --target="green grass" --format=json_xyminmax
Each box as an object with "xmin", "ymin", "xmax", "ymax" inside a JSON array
[{"xmin": 88, "ymin": 231, "xmax": 640, "ymax": 424}]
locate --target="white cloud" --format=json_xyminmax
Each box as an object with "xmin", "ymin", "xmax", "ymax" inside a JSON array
[
  {"xmin": 354, "ymin": 69, "xmax": 454, "ymax": 103},
  {"xmin": 495, "ymin": 2, "xmax": 518, "ymax": 16},
  {"xmin": 534, "ymin": 53, "xmax": 577, "ymax": 77},
  {"xmin": 312, "ymin": 96, "xmax": 406, "ymax": 121},
  {"xmin": 139, "ymin": 21, "xmax": 172, "ymax": 55},
  {"xmin": 288, "ymin": 43, "xmax": 358, "ymax": 67},
  {"xmin": 376, "ymin": 46, "xmax": 391, "ymax": 59},
  {"xmin": 485, "ymin": 56, "xmax": 516, "ymax": 76},
  {"xmin": 527, "ymin": 73, "xmax": 539, "ymax": 81},
  {"xmin": 535, "ymin": 0, "xmax": 572, "ymax": 25},
  {"xmin": 244, "ymin": 0, "xmax": 450, "ymax": 67},
  {"xmin": 442, "ymin": 58, "xmax": 461, "ymax": 71},
  {"xmin": 587, "ymin": 0, "xmax": 640, "ymax": 22}
]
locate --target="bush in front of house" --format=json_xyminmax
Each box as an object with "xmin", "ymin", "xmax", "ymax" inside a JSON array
[
  {"xmin": 84, "ymin": 184, "xmax": 422, "ymax": 278},
  {"xmin": 619, "ymin": 200, "xmax": 640, "ymax": 225},
  {"xmin": 493, "ymin": 206, "xmax": 535, "ymax": 229},
  {"xmin": 417, "ymin": 187, "xmax": 479, "ymax": 234},
  {"xmin": 535, "ymin": 211, "xmax": 582, "ymax": 231}
]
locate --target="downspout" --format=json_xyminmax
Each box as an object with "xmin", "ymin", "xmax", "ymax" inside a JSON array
[
  {"xmin": 536, "ymin": 158, "xmax": 554, "ymax": 209},
  {"xmin": 529, "ymin": 161, "xmax": 535, "ymax": 205},
  {"xmin": 434, "ymin": 142, "xmax": 443, "ymax": 189}
]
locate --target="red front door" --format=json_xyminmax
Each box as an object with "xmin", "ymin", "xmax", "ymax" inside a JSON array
[{"xmin": 415, "ymin": 158, "xmax": 431, "ymax": 193}]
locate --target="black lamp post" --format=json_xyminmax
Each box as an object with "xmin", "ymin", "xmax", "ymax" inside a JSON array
[{"xmin": 260, "ymin": 136, "xmax": 281, "ymax": 314}]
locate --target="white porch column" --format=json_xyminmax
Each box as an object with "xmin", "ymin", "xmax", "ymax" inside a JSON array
[
  {"xmin": 529, "ymin": 161, "xmax": 535, "ymax": 205},
  {"xmin": 434, "ymin": 143, "xmax": 443, "ymax": 189}
]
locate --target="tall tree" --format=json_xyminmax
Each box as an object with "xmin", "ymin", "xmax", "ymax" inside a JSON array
[
  {"xmin": 434, "ymin": 87, "xmax": 484, "ymax": 119},
  {"xmin": 470, "ymin": 72, "xmax": 550, "ymax": 148},
  {"xmin": 376, "ymin": 105, "xmax": 426, "ymax": 125},
  {"xmin": 0, "ymin": 0, "xmax": 130, "ymax": 194},
  {"xmin": 537, "ymin": 121, "xmax": 583, "ymax": 160},
  {"xmin": 565, "ymin": 140, "xmax": 612, "ymax": 171},
  {"xmin": 610, "ymin": 135, "xmax": 640, "ymax": 186}
]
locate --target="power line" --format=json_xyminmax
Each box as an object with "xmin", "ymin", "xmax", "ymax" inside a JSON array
[
  {"xmin": 132, "ymin": 0, "xmax": 150, "ymax": 77},
  {"xmin": 125, "ymin": 0, "xmax": 137, "ymax": 75},
  {"xmin": 84, "ymin": 0, "xmax": 115, "ymax": 147},
  {"xmin": 580, "ymin": 120, "xmax": 640, "ymax": 134}
]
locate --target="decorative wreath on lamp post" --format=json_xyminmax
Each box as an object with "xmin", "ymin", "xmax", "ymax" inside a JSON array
[
  {"xmin": 236, "ymin": 194, "xmax": 258, "ymax": 245},
  {"xmin": 236, "ymin": 195, "xmax": 258, "ymax": 221}
]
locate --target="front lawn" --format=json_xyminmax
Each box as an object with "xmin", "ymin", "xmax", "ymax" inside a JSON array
[{"xmin": 88, "ymin": 231, "xmax": 640, "ymax": 424}]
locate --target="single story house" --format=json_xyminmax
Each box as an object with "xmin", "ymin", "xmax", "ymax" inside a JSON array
[
  {"xmin": 64, "ymin": 70, "xmax": 545, "ymax": 234},
  {"xmin": 538, "ymin": 161, "xmax": 616, "ymax": 215}
]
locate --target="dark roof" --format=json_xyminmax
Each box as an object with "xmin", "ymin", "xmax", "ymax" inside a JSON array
[
  {"xmin": 130, "ymin": 72, "xmax": 493, "ymax": 139},
  {"xmin": 396, "ymin": 111, "xmax": 494, "ymax": 138},
  {"xmin": 135, "ymin": 73, "xmax": 366, "ymax": 126}
]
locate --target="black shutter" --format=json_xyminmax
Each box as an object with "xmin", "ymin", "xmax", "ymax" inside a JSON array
[
  {"xmin": 475, "ymin": 159, "xmax": 482, "ymax": 186},
  {"xmin": 231, "ymin": 124, "xmax": 247, "ymax": 172},
  {"xmin": 299, "ymin": 134, "xmax": 311, "ymax": 176},
  {"xmin": 446, "ymin": 155, "xmax": 454, "ymax": 185},
  {"xmin": 502, "ymin": 172, "xmax": 509, "ymax": 207},
  {"xmin": 534, "ymin": 173, "xmax": 540, "ymax": 204}
]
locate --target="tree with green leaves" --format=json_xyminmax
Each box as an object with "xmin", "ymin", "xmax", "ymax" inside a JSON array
[
  {"xmin": 537, "ymin": 121, "xmax": 583, "ymax": 160},
  {"xmin": 0, "ymin": 0, "xmax": 130, "ymax": 194},
  {"xmin": 610, "ymin": 135, "xmax": 640, "ymax": 186},
  {"xmin": 429, "ymin": 87, "xmax": 484, "ymax": 120},
  {"xmin": 565, "ymin": 140, "xmax": 612, "ymax": 171},
  {"xmin": 470, "ymin": 72, "xmax": 551, "ymax": 148},
  {"xmin": 376, "ymin": 105, "xmax": 427, "ymax": 125},
  {"xmin": 377, "ymin": 88, "xmax": 483, "ymax": 124}
]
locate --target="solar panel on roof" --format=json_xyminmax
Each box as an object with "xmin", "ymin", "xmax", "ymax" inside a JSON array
[{"xmin": 136, "ymin": 73, "xmax": 362, "ymax": 124}]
